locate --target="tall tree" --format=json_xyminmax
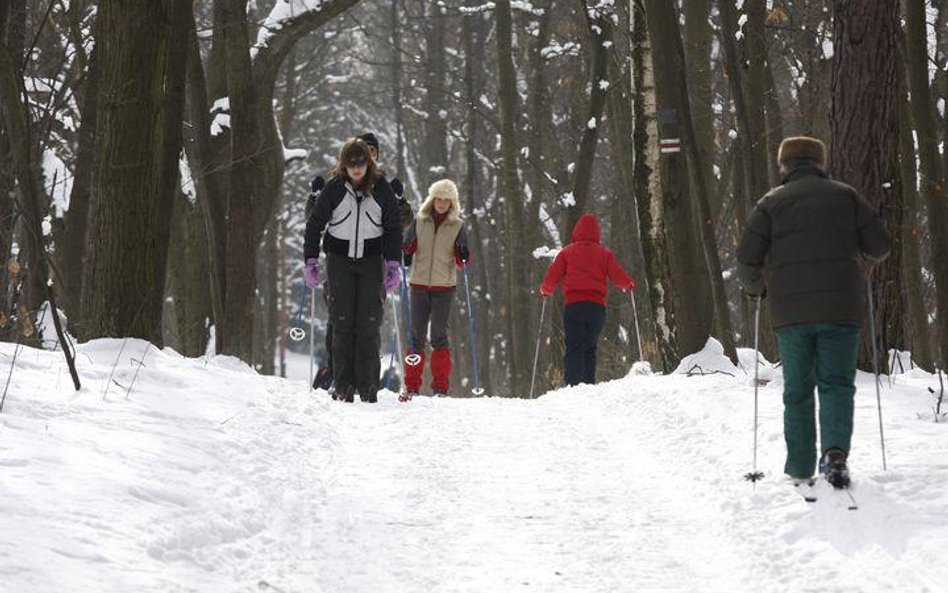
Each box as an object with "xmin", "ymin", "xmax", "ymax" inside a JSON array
[
  {"xmin": 80, "ymin": 0, "xmax": 190, "ymax": 342},
  {"xmin": 495, "ymin": 0, "xmax": 528, "ymax": 393},
  {"xmin": 566, "ymin": 1, "xmax": 613, "ymax": 231},
  {"xmin": 904, "ymin": 0, "xmax": 948, "ymax": 366},
  {"xmin": 830, "ymin": 0, "xmax": 902, "ymax": 365},
  {"xmin": 462, "ymin": 8, "xmax": 493, "ymax": 395},
  {"xmin": 665, "ymin": 1, "xmax": 738, "ymax": 362},
  {"xmin": 897, "ymin": 74, "xmax": 934, "ymax": 370}
]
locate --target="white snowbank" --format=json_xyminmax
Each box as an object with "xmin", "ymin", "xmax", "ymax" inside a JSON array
[{"xmin": 1, "ymin": 340, "xmax": 946, "ymax": 592}]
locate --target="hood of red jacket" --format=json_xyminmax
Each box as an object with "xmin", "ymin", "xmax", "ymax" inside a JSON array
[{"xmin": 571, "ymin": 214, "xmax": 601, "ymax": 244}]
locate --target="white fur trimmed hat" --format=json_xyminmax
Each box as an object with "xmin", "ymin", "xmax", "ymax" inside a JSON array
[
  {"xmin": 427, "ymin": 179, "xmax": 459, "ymax": 203},
  {"xmin": 777, "ymin": 136, "xmax": 827, "ymax": 167}
]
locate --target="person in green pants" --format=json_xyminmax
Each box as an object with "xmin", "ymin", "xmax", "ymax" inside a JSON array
[{"xmin": 736, "ymin": 136, "xmax": 891, "ymax": 489}]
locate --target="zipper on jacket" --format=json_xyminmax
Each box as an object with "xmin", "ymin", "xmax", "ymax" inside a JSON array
[
  {"xmin": 428, "ymin": 220, "xmax": 440, "ymax": 283},
  {"xmin": 354, "ymin": 191, "xmax": 362, "ymax": 258}
]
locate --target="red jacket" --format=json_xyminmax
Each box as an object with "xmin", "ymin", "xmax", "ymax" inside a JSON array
[{"xmin": 540, "ymin": 214, "xmax": 635, "ymax": 305}]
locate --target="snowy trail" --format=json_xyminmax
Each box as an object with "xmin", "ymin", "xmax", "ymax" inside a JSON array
[{"xmin": 1, "ymin": 341, "xmax": 947, "ymax": 593}]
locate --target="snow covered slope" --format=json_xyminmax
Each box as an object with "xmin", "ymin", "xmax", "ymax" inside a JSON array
[{"xmin": 1, "ymin": 339, "xmax": 946, "ymax": 593}]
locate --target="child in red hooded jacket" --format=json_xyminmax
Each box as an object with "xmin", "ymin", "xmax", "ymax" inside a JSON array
[{"xmin": 540, "ymin": 213, "xmax": 636, "ymax": 386}]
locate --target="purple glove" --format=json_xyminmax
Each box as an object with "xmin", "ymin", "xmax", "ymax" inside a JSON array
[
  {"xmin": 304, "ymin": 258, "xmax": 322, "ymax": 288},
  {"xmin": 383, "ymin": 260, "xmax": 401, "ymax": 294}
]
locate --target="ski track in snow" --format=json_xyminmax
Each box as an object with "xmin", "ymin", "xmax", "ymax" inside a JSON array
[{"xmin": 0, "ymin": 341, "xmax": 946, "ymax": 593}]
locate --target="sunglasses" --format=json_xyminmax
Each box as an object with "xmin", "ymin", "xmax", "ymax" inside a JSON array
[{"xmin": 346, "ymin": 160, "xmax": 368, "ymax": 170}]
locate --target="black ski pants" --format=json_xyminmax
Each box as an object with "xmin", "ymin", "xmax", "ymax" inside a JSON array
[
  {"xmin": 563, "ymin": 301, "xmax": 606, "ymax": 386},
  {"xmin": 327, "ymin": 253, "xmax": 384, "ymax": 401},
  {"xmin": 409, "ymin": 287, "xmax": 455, "ymax": 352}
]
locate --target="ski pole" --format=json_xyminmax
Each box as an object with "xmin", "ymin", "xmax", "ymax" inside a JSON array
[
  {"xmin": 462, "ymin": 266, "xmax": 483, "ymax": 395},
  {"xmin": 866, "ymin": 275, "xmax": 888, "ymax": 471},
  {"xmin": 392, "ymin": 297, "xmax": 403, "ymax": 368},
  {"xmin": 744, "ymin": 295, "xmax": 765, "ymax": 483},
  {"xmin": 630, "ymin": 289, "xmax": 644, "ymax": 361},
  {"xmin": 529, "ymin": 296, "xmax": 548, "ymax": 399},
  {"xmin": 385, "ymin": 297, "xmax": 402, "ymax": 391},
  {"xmin": 309, "ymin": 289, "xmax": 316, "ymax": 391},
  {"xmin": 287, "ymin": 281, "xmax": 308, "ymax": 343},
  {"xmin": 401, "ymin": 264, "xmax": 413, "ymax": 347}
]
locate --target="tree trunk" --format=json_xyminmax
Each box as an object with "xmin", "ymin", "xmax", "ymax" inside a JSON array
[
  {"xmin": 904, "ymin": 0, "xmax": 948, "ymax": 366},
  {"xmin": 81, "ymin": 0, "xmax": 189, "ymax": 343},
  {"xmin": 683, "ymin": 0, "xmax": 716, "ymax": 219},
  {"xmin": 55, "ymin": 12, "xmax": 99, "ymax": 328},
  {"xmin": 495, "ymin": 0, "xmax": 527, "ymax": 394},
  {"xmin": 166, "ymin": 193, "xmax": 212, "ymax": 356},
  {"xmin": 218, "ymin": 0, "xmax": 260, "ymax": 361},
  {"xmin": 643, "ymin": 0, "xmax": 714, "ymax": 366},
  {"xmin": 718, "ymin": 0, "xmax": 777, "ymax": 358},
  {"xmin": 660, "ymin": 1, "xmax": 738, "ymax": 363},
  {"xmin": 897, "ymin": 74, "xmax": 934, "ymax": 370},
  {"xmin": 422, "ymin": 1, "xmax": 448, "ymax": 187},
  {"xmin": 392, "ymin": 0, "xmax": 407, "ymax": 178},
  {"xmin": 462, "ymin": 7, "xmax": 493, "ymax": 396},
  {"xmin": 566, "ymin": 3, "xmax": 612, "ymax": 230},
  {"xmin": 606, "ymin": 24, "xmax": 654, "ymax": 364},
  {"xmin": 830, "ymin": 0, "xmax": 902, "ymax": 367}
]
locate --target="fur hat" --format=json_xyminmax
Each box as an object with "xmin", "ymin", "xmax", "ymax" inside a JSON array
[
  {"xmin": 777, "ymin": 136, "xmax": 826, "ymax": 167},
  {"xmin": 419, "ymin": 179, "xmax": 461, "ymax": 223}
]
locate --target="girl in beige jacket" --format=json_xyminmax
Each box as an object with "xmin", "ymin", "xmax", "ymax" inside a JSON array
[{"xmin": 400, "ymin": 179, "xmax": 471, "ymax": 399}]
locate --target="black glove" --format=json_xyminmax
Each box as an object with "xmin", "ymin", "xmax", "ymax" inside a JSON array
[
  {"xmin": 390, "ymin": 177, "xmax": 404, "ymax": 198},
  {"xmin": 404, "ymin": 253, "xmax": 413, "ymax": 267},
  {"xmin": 311, "ymin": 175, "xmax": 325, "ymax": 194},
  {"xmin": 458, "ymin": 244, "xmax": 470, "ymax": 263}
]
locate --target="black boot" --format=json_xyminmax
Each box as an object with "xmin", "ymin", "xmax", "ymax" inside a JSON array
[
  {"xmin": 330, "ymin": 383, "xmax": 355, "ymax": 403},
  {"xmin": 819, "ymin": 448, "xmax": 851, "ymax": 489}
]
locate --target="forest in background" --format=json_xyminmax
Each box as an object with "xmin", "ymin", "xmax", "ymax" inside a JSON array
[{"xmin": 1, "ymin": 0, "xmax": 945, "ymax": 397}]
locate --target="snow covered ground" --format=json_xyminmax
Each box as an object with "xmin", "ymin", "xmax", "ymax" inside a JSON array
[{"xmin": 1, "ymin": 339, "xmax": 947, "ymax": 593}]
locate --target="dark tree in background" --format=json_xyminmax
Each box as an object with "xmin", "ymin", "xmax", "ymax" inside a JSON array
[
  {"xmin": 80, "ymin": 0, "xmax": 190, "ymax": 343},
  {"xmin": 829, "ymin": 0, "xmax": 902, "ymax": 368},
  {"xmin": 904, "ymin": 0, "xmax": 948, "ymax": 369}
]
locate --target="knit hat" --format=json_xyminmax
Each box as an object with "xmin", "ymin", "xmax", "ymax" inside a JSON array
[
  {"xmin": 358, "ymin": 132, "xmax": 379, "ymax": 152},
  {"xmin": 777, "ymin": 136, "xmax": 826, "ymax": 167}
]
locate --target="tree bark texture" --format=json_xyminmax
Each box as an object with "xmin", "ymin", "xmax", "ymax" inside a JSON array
[
  {"xmin": 495, "ymin": 0, "xmax": 528, "ymax": 394},
  {"xmin": 55, "ymin": 11, "xmax": 99, "ymax": 329},
  {"xmin": 80, "ymin": 0, "xmax": 189, "ymax": 343},
  {"xmin": 643, "ymin": 0, "xmax": 714, "ymax": 366},
  {"xmin": 166, "ymin": 194, "xmax": 212, "ymax": 357},
  {"xmin": 830, "ymin": 0, "xmax": 903, "ymax": 367},
  {"xmin": 903, "ymin": 0, "xmax": 948, "ymax": 367},
  {"xmin": 897, "ymin": 77, "xmax": 934, "ymax": 370},
  {"xmin": 661, "ymin": 1, "xmax": 738, "ymax": 363}
]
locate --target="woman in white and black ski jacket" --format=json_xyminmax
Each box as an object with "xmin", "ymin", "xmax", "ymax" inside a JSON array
[{"xmin": 304, "ymin": 137, "xmax": 402, "ymax": 403}]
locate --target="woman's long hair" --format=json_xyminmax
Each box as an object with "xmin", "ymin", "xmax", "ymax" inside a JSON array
[{"xmin": 329, "ymin": 137, "xmax": 378, "ymax": 191}]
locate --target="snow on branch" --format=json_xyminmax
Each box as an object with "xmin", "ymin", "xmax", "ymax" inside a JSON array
[{"xmin": 252, "ymin": 0, "xmax": 327, "ymax": 59}]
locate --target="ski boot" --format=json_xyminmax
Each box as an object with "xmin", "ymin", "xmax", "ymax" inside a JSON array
[
  {"xmin": 398, "ymin": 390, "xmax": 417, "ymax": 403},
  {"xmin": 819, "ymin": 448, "xmax": 850, "ymax": 489},
  {"xmin": 330, "ymin": 383, "xmax": 355, "ymax": 403}
]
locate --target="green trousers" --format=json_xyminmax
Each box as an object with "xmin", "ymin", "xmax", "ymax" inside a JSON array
[{"xmin": 776, "ymin": 323, "xmax": 860, "ymax": 478}]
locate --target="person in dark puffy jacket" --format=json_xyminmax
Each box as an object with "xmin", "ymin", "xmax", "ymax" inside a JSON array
[
  {"xmin": 737, "ymin": 135, "xmax": 891, "ymax": 489},
  {"xmin": 540, "ymin": 213, "xmax": 636, "ymax": 386}
]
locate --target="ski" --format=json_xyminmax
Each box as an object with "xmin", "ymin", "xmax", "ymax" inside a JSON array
[
  {"xmin": 793, "ymin": 479, "xmax": 859, "ymax": 510},
  {"xmin": 792, "ymin": 479, "xmax": 817, "ymax": 503}
]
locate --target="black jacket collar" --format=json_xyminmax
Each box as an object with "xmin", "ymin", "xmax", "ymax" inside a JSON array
[{"xmin": 781, "ymin": 162, "xmax": 829, "ymax": 184}]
